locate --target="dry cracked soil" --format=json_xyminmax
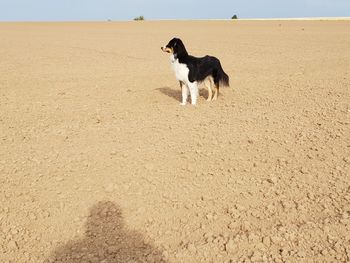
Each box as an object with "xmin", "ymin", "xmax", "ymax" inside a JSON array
[{"xmin": 0, "ymin": 20, "xmax": 349, "ymax": 262}]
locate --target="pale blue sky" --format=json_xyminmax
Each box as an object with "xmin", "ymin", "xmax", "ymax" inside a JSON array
[{"xmin": 0, "ymin": 0, "xmax": 349, "ymax": 21}]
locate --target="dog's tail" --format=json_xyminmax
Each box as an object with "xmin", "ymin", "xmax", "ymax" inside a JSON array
[{"xmin": 217, "ymin": 63, "xmax": 230, "ymax": 88}]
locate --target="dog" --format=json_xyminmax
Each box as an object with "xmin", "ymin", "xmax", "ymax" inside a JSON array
[{"xmin": 161, "ymin": 38, "xmax": 229, "ymax": 105}]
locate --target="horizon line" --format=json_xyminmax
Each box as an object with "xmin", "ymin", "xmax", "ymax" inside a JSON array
[{"xmin": 0, "ymin": 16, "xmax": 349, "ymax": 23}]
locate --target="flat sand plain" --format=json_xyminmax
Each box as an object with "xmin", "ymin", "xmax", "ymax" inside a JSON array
[{"xmin": 0, "ymin": 20, "xmax": 349, "ymax": 262}]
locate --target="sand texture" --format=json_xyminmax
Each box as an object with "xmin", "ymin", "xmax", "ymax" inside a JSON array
[{"xmin": 0, "ymin": 20, "xmax": 349, "ymax": 262}]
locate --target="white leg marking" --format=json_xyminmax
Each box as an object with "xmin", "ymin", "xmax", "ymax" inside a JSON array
[
  {"xmin": 180, "ymin": 84, "xmax": 189, "ymax": 105},
  {"xmin": 188, "ymin": 82, "xmax": 198, "ymax": 105}
]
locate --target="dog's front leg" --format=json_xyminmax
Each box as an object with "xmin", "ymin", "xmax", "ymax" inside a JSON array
[
  {"xmin": 188, "ymin": 82, "xmax": 198, "ymax": 105},
  {"xmin": 180, "ymin": 84, "xmax": 189, "ymax": 105}
]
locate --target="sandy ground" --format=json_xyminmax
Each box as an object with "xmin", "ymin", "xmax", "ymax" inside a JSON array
[{"xmin": 0, "ymin": 20, "xmax": 349, "ymax": 263}]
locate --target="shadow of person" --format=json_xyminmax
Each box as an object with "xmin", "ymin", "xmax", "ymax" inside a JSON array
[
  {"xmin": 45, "ymin": 201, "xmax": 165, "ymax": 263},
  {"xmin": 156, "ymin": 86, "xmax": 208, "ymax": 102}
]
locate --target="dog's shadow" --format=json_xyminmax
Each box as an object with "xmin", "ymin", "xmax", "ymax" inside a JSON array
[
  {"xmin": 156, "ymin": 87, "xmax": 181, "ymax": 101},
  {"xmin": 156, "ymin": 86, "xmax": 208, "ymax": 102}
]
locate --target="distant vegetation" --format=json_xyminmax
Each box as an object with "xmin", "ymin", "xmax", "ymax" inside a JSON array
[
  {"xmin": 134, "ymin": 16, "xmax": 145, "ymax": 21},
  {"xmin": 231, "ymin": 15, "xmax": 238, "ymax": 19}
]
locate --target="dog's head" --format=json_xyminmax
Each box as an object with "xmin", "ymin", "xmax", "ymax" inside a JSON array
[{"xmin": 161, "ymin": 38, "xmax": 187, "ymax": 57}]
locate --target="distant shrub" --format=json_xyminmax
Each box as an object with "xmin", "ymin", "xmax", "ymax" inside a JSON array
[
  {"xmin": 134, "ymin": 16, "xmax": 145, "ymax": 21},
  {"xmin": 231, "ymin": 15, "xmax": 238, "ymax": 19}
]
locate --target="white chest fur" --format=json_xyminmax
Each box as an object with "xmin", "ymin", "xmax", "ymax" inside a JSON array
[{"xmin": 170, "ymin": 54, "xmax": 189, "ymax": 83}]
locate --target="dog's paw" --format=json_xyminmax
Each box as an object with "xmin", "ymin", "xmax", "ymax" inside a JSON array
[{"xmin": 179, "ymin": 102, "xmax": 186, "ymax": 106}]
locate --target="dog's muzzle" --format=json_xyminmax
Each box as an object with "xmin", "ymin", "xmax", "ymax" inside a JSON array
[{"xmin": 161, "ymin": 46, "xmax": 172, "ymax": 53}]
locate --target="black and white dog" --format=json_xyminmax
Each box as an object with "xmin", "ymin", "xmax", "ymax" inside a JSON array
[{"xmin": 161, "ymin": 38, "xmax": 229, "ymax": 105}]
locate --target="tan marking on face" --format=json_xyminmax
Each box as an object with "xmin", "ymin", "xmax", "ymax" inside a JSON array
[{"xmin": 162, "ymin": 47, "xmax": 173, "ymax": 53}]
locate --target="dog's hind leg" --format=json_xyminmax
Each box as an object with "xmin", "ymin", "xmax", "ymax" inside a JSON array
[
  {"xmin": 213, "ymin": 85, "xmax": 219, "ymax": 101},
  {"xmin": 204, "ymin": 77, "xmax": 213, "ymax": 101},
  {"xmin": 212, "ymin": 71, "xmax": 220, "ymax": 100}
]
